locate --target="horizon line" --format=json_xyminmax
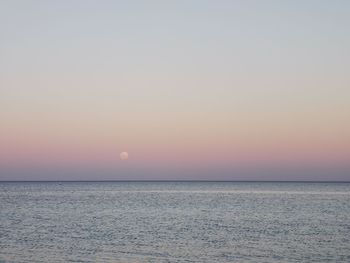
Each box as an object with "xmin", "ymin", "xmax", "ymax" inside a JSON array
[{"xmin": 0, "ymin": 180, "xmax": 349, "ymax": 183}]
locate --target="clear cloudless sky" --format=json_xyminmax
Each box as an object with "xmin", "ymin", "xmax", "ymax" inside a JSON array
[{"xmin": 1, "ymin": 0, "xmax": 349, "ymax": 181}]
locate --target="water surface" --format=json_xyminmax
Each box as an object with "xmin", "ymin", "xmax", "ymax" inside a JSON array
[{"xmin": 1, "ymin": 182, "xmax": 349, "ymax": 262}]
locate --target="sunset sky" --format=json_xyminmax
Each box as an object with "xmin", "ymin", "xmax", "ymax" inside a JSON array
[{"xmin": 1, "ymin": 0, "xmax": 349, "ymax": 181}]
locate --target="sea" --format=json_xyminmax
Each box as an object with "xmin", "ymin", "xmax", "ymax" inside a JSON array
[{"xmin": 0, "ymin": 181, "xmax": 349, "ymax": 262}]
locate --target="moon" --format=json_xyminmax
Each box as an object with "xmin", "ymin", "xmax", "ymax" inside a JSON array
[{"xmin": 120, "ymin": 152, "xmax": 129, "ymax": 160}]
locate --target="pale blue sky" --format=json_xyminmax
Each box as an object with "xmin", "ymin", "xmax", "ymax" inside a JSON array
[{"xmin": 1, "ymin": 1, "xmax": 349, "ymax": 180}]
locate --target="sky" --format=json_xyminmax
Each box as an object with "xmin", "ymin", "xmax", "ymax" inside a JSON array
[{"xmin": 1, "ymin": 0, "xmax": 349, "ymax": 181}]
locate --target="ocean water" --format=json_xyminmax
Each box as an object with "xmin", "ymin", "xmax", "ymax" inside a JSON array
[{"xmin": 0, "ymin": 182, "xmax": 349, "ymax": 263}]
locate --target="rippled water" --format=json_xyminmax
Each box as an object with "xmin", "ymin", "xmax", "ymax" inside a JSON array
[{"xmin": 1, "ymin": 182, "xmax": 349, "ymax": 262}]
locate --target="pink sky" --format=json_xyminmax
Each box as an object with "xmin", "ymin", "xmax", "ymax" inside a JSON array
[{"xmin": 1, "ymin": 1, "xmax": 349, "ymax": 180}]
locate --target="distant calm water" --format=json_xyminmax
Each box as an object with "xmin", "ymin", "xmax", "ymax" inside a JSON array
[{"xmin": 0, "ymin": 182, "xmax": 349, "ymax": 263}]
